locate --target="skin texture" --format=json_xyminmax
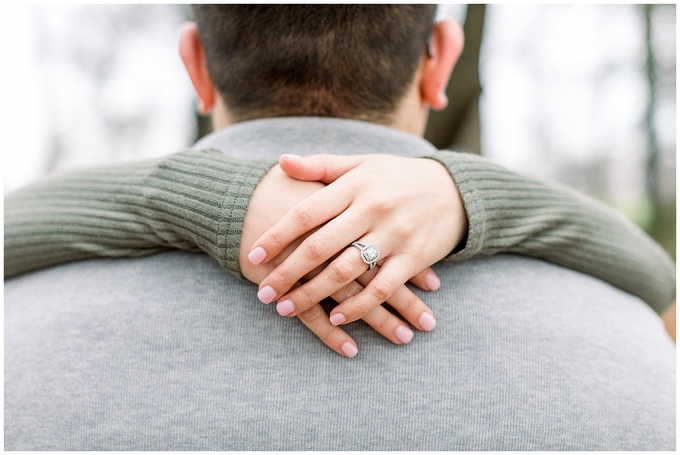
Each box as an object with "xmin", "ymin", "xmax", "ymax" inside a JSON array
[
  {"xmin": 252, "ymin": 154, "xmax": 466, "ymax": 327},
  {"xmin": 238, "ymin": 165, "xmax": 442, "ymax": 355}
]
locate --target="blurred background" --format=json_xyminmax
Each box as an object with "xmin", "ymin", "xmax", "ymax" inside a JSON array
[{"xmin": 1, "ymin": 4, "xmax": 676, "ymax": 258}]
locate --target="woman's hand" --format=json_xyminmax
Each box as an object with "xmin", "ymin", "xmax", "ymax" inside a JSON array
[
  {"xmin": 240, "ymin": 163, "xmax": 441, "ymax": 357},
  {"xmin": 248, "ymin": 153, "xmax": 468, "ymax": 329}
]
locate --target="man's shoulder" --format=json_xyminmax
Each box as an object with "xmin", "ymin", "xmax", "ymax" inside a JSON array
[{"xmin": 5, "ymin": 251, "xmax": 249, "ymax": 303}]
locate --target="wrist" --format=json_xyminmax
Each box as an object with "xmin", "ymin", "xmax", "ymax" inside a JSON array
[{"xmin": 423, "ymin": 158, "xmax": 468, "ymax": 257}]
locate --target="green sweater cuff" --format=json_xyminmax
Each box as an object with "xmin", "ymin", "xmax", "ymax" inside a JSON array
[
  {"xmin": 424, "ymin": 150, "xmax": 676, "ymax": 314},
  {"xmin": 143, "ymin": 149, "xmax": 277, "ymax": 279},
  {"xmin": 5, "ymin": 149, "xmax": 277, "ymax": 280}
]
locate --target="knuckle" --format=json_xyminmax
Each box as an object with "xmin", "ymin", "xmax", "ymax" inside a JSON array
[
  {"xmin": 293, "ymin": 204, "xmax": 316, "ymax": 230},
  {"xmin": 328, "ymin": 261, "xmax": 355, "ymax": 285},
  {"xmin": 267, "ymin": 229, "xmax": 287, "ymax": 251},
  {"xmin": 395, "ymin": 292, "xmax": 420, "ymax": 315},
  {"xmin": 322, "ymin": 327, "xmax": 343, "ymax": 346},
  {"xmin": 403, "ymin": 250, "xmax": 424, "ymax": 269},
  {"xmin": 370, "ymin": 199, "xmax": 394, "ymax": 216},
  {"xmin": 337, "ymin": 282, "xmax": 363, "ymax": 302},
  {"xmin": 298, "ymin": 305, "xmax": 326, "ymax": 325},
  {"xmin": 372, "ymin": 309, "xmax": 393, "ymax": 332},
  {"xmin": 294, "ymin": 282, "xmax": 317, "ymax": 307},
  {"xmin": 270, "ymin": 268, "xmax": 296, "ymax": 291},
  {"xmin": 370, "ymin": 281, "xmax": 393, "ymax": 302},
  {"xmin": 304, "ymin": 236, "xmax": 331, "ymax": 262},
  {"xmin": 351, "ymin": 298, "xmax": 374, "ymax": 318}
]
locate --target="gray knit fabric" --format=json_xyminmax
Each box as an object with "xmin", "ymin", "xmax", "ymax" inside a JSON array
[
  {"xmin": 3, "ymin": 150, "xmax": 275, "ymax": 279},
  {"xmin": 4, "ymin": 118, "xmax": 676, "ymax": 449},
  {"xmin": 5, "ymin": 252, "xmax": 675, "ymax": 450},
  {"xmin": 4, "ymin": 117, "xmax": 675, "ymax": 312}
]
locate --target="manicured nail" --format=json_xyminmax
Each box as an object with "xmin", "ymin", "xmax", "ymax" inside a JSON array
[
  {"xmin": 257, "ymin": 285, "xmax": 277, "ymax": 304},
  {"xmin": 395, "ymin": 325, "xmax": 414, "ymax": 344},
  {"xmin": 341, "ymin": 342, "xmax": 358, "ymax": 358},
  {"xmin": 425, "ymin": 272, "xmax": 441, "ymax": 291},
  {"xmin": 330, "ymin": 313, "xmax": 346, "ymax": 326},
  {"xmin": 248, "ymin": 246, "xmax": 266, "ymax": 265},
  {"xmin": 281, "ymin": 154, "xmax": 301, "ymax": 159},
  {"xmin": 276, "ymin": 300, "xmax": 295, "ymax": 316},
  {"xmin": 419, "ymin": 312, "xmax": 437, "ymax": 331}
]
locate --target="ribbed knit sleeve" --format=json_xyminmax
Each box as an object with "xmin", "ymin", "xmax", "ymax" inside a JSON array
[
  {"xmin": 425, "ymin": 150, "xmax": 676, "ymax": 315},
  {"xmin": 4, "ymin": 148, "xmax": 276, "ymax": 279},
  {"xmin": 6, "ymin": 148, "xmax": 674, "ymax": 315}
]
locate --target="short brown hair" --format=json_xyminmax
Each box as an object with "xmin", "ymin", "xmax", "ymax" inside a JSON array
[{"xmin": 192, "ymin": 5, "xmax": 436, "ymax": 123}]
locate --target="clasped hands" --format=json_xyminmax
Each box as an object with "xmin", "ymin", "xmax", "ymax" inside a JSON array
[{"xmin": 239, "ymin": 153, "xmax": 467, "ymax": 357}]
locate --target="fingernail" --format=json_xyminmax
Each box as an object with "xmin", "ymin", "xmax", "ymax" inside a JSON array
[
  {"xmin": 341, "ymin": 342, "xmax": 358, "ymax": 358},
  {"xmin": 419, "ymin": 312, "xmax": 437, "ymax": 331},
  {"xmin": 248, "ymin": 246, "xmax": 266, "ymax": 265},
  {"xmin": 395, "ymin": 325, "xmax": 414, "ymax": 344},
  {"xmin": 276, "ymin": 299, "xmax": 295, "ymax": 316},
  {"xmin": 281, "ymin": 154, "xmax": 301, "ymax": 159},
  {"xmin": 257, "ymin": 285, "xmax": 277, "ymax": 304},
  {"xmin": 425, "ymin": 273, "xmax": 441, "ymax": 291},
  {"xmin": 330, "ymin": 313, "xmax": 346, "ymax": 326}
]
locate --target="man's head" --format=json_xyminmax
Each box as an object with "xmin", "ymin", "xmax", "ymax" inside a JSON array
[{"xmin": 180, "ymin": 5, "xmax": 463, "ymax": 135}]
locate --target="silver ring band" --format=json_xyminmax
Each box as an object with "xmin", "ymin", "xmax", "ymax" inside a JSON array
[{"xmin": 350, "ymin": 241, "xmax": 380, "ymax": 270}]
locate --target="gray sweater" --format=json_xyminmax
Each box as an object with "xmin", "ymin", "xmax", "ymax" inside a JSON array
[
  {"xmin": 4, "ymin": 118, "xmax": 676, "ymax": 450},
  {"xmin": 4, "ymin": 117, "xmax": 676, "ymax": 314}
]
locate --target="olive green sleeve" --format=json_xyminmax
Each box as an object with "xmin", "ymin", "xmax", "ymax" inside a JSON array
[
  {"xmin": 425, "ymin": 150, "xmax": 675, "ymax": 315},
  {"xmin": 6, "ymin": 148, "xmax": 674, "ymax": 315},
  {"xmin": 4, "ymin": 148, "xmax": 276, "ymax": 280}
]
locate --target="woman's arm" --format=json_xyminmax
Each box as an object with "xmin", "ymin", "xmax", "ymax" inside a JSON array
[
  {"xmin": 4, "ymin": 148, "xmax": 432, "ymax": 357},
  {"xmin": 5, "ymin": 148, "xmax": 274, "ymax": 279},
  {"xmin": 6, "ymin": 148, "xmax": 675, "ymax": 318},
  {"xmin": 250, "ymin": 152, "xmax": 675, "ymax": 319},
  {"xmin": 428, "ymin": 151, "xmax": 675, "ymax": 316}
]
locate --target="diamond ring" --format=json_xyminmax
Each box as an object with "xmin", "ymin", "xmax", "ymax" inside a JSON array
[{"xmin": 350, "ymin": 241, "xmax": 380, "ymax": 270}]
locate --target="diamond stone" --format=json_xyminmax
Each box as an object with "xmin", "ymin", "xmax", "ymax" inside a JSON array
[{"xmin": 361, "ymin": 245, "xmax": 380, "ymax": 262}]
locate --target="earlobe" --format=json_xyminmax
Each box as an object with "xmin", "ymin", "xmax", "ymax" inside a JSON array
[
  {"xmin": 179, "ymin": 22, "xmax": 215, "ymax": 114},
  {"xmin": 420, "ymin": 18, "xmax": 464, "ymax": 111}
]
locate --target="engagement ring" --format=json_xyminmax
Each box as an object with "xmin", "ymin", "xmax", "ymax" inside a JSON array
[{"xmin": 350, "ymin": 241, "xmax": 380, "ymax": 270}]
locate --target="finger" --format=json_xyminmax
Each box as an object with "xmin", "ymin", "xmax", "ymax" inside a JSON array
[
  {"xmin": 407, "ymin": 267, "xmax": 441, "ymax": 291},
  {"xmin": 324, "ymin": 271, "xmax": 415, "ymax": 345},
  {"xmin": 361, "ymin": 305, "xmax": 415, "ymax": 345},
  {"xmin": 296, "ymin": 303, "xmax": 359, "ymax": 358},
  {"xmin": 260, "ymin": 207, "xmax": 371, "ymax": 304},
  {"xmin": 274, "ymin": 244, "xmax": 376, "ymax": 317},
  {"xmin": 279, "ymin": 153, "xmax": 367, "ymax": 184},
  {"xmin": 359, "ymin": 272, "xmax": 437, "ymax": 332},
  {"xmin": 248, "ymin": 180, "xmax": 354, "ymax": 266},
  {"xmin": 331, "ymin": 255, "xmax": 430, "ymax": 326}
]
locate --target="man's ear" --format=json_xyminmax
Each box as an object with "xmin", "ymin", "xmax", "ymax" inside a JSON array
[
  {"xmin": 179, "ymin": 22, "xmax": 215, "ymax": 115},
  {"xmin": 420, "ymin": 18, "xmax": 464, "ymax": 111}
]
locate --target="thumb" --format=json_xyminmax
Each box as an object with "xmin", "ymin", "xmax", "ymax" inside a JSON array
[{"xmin": 279, "ymin": 153, "xmax": 367, "ymax": 184}]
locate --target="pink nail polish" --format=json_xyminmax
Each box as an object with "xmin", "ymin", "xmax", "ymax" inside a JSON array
[
  {"xmin": 425, "ymin": 273, "xmax": 441, "ymax": 291},
  {"xmin": 395, "ymin": 325, "xmax": 414, "ymax": 344},
  {"xmin": 281, "ymin": 154, "xmax": 301, "ymax": 159},
  {"xmin": 419, "ymin": 312, "xmax": 437, "ymax": 331},
  {"xmin": 276, "ymin": 300, "xmax": 295, "ymax": 316},
  {"xmin": 248, "ymin": 246, "xmax": 266, "ymax": 265},
  {"xmin": 341, "ymin": 342, "xmax": 358, "ymax": 358},
  {"xmin": 257, "ymin": 285, "xmax": 277, "ymax": 304},
  {"xmin": 330, "ymin": 313, "xmax": 346, "ymax": 326}
]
